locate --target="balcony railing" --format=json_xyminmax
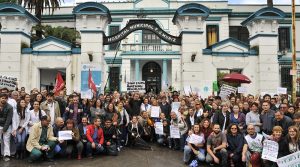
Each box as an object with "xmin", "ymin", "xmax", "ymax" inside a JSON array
[{"xmin": 122, "ymin": 43, "xmax": 179, "ymax": 53}]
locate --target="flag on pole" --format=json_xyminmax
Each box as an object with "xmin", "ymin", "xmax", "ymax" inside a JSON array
[
  {"xmin": 88, "ymin": 69, "xmax": 97, "ymax": 92},
  {"xmin": 53, "ymin": 72, "xmax": 65, "ymax": 95},
  {"xmin": 213, "ymin": 81, "xmax": 219, "ymax": 92}
]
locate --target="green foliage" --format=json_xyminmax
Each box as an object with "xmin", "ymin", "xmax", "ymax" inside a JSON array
[
  {"xmin": 31, "ymin": 25, "xmax": 80, "ymax": 46},
  {"xmin": 20, "ymin": 41, "xmax": 29, "ymax": 50},
  {"xmin": 217, "ymin": 71, "xmax": 240, "ymax": 88}
]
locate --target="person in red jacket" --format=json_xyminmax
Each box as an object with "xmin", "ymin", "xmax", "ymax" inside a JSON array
[{"xmin": 86, "ymin": 117, "xmax": 104, "ymax": 158}]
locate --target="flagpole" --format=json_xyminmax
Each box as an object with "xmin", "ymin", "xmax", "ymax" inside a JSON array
[{"xmin": 292, "ymin": 0, "xmax": 297, "ymax": 102}]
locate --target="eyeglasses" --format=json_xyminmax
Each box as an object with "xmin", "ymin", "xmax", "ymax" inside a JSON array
[{"xmin": 231, "ymin": 128, "xmax": 237, "ymax": 129}]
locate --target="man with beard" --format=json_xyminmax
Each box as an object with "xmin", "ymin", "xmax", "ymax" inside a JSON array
[
  {"xmin": 0, "ymin": 93, "xmax": 13, "ymax": 161},
  {"xmin": 242, "ymin": 124, "xmax": 264, "ymax": 167},
  {"xmin": 206, "ymin": 124, "xmax": 228, "ymax": 166}
]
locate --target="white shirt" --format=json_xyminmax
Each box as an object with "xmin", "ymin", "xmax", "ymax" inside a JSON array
[
  {"xmin": 28, "ymin": 109, "xmax": 46, "ymax": 132},
  {"xmin": 48, "ymin": 102, "xmax": 55, "ymax": 125}
]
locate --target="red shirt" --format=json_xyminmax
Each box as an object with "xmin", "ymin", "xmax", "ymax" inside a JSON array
[{"xmin": 86, "ymin": 125, "xmax": 104, "ymax": 144}]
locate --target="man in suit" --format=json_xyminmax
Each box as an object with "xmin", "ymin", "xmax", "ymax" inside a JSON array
[{"xmin": 40, "ymin": 92, "xmax": 61, "ymax": 126}]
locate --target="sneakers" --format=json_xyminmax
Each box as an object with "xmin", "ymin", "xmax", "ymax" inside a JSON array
[
  {"xmin": 117, "ymin": 147, "xmax": 121, "ymax": 152},
  {"xmin": 3, "ymin": 156, "xmax": 10, "ymax": 162}
]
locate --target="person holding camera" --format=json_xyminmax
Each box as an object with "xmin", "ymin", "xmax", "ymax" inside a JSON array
[{"xmin": 26, "ymin": 115, "xmax": 58, "ymax": 163}]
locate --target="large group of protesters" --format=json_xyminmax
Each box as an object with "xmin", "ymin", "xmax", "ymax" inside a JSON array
[{"xmin": 0, "ymin": 86, "xmax": 300, "ymax": 167}]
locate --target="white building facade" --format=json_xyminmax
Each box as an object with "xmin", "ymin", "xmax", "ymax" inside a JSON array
[{"xmin": 0, "ymin": 1, "xmax": 299, "ymax": 95}]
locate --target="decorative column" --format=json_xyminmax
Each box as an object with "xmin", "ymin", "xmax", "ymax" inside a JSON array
[
  {"xmin": 242, "ymin": 7, "xmax": 285, "ymax": 93},
  {"xmin": 0, "ymin": 3, "xmax": 38, "ymax": 90},
  {"xmin": 135, "ymin": 60, "xmax": 140, "ymax": 81},
  {"xmin": 162, "ymin": 59, "xmax": 168, "ymax": 89},
  {"xmin": 173, "ymin": 4, "xmax": 210, "ymax": 90},
  {"xmin": 73, "ymin": 2, "xmax": 111, "ymax": 92}
]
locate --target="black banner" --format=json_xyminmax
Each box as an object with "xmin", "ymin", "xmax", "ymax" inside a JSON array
[{"xmin": 103, "ymin": 19, "xmax": 181, "ymax": 45}]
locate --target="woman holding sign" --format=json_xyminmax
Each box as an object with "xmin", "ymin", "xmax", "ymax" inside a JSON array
[{"xmin": 183, "ymin": 124, "xmax": 205, "ymax": 165}]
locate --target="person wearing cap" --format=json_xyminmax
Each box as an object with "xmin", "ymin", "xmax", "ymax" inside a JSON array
[
  {"xmin": 26, "ymin": 115, "xmax": 58, "ymax": 163},
  {"xmin": 40, "ymin": 92, "xmax": 61, "ymax": 126},
  {"xmin": 0, "ymin": 93, "xmax": 13, "ymax": 162}
]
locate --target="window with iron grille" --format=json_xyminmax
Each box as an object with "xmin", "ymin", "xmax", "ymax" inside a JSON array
[
  {"xmin": 109, "ymin": 26, "xmax": 120, "ymax": 50},
  {"xmin": 278, "ymin": 27, "xmax": 290, "ymax": 52}
]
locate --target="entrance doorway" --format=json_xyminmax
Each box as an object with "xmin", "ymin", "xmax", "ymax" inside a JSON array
[
  {"xmin": 142, "ymin": 62, "xmax": 161, "ymax": 94},
  {"xmin": 40, "ymin": 69, "xmax": 66, "ymax": 92}
]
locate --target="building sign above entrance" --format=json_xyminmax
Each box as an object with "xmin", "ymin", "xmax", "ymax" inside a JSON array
[{"xmin": 103, "ymin": 19, "xmax": 182, "ymax": 45}]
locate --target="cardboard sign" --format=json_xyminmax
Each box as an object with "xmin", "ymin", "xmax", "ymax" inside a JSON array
[
  {"xmin": 277, "ymin": 87, "xmax": 287, "ymax": 94},
  {"xmin": 126, "ymin": 81, "xmax": 145, "ymax": 93},
  {"xmin": 154, "ymin": 122, "xmax": 164, "ymax": 135},
  {"xmin": 0, "ymin": 75, "xmax": 17, "ymax": 90},
  {"xmin": 170, "ymin": 125, "xmax": 180, "ymax": 138},
  {"xmin": 219, "ymin": 84, "xmax": 237, "ymax": 99},
  {"xmin": 262, "ymin": 140, "xmax": 279, "ymax": 162},
  {"xmin": 277, "ymin": 151, "xmax": 300, "ymax": 167},
  {"xmin": 237, "ymin": 87, "xmax": 247, "ymax": 94}
]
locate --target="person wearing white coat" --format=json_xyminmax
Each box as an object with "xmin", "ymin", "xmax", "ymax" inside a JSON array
[{"xmin": 12, "ymin": 99, "xmax": 30, "ymax": 159}]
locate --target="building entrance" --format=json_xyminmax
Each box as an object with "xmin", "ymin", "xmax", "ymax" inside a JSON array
[{"xmin": 142, "ymin": 62, "xmax": 161, "ymax": 94}]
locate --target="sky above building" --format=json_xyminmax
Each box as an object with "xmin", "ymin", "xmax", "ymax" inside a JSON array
[{"xmin": 63, "ymin": 0, "xmax": 300, "ymax": 6}]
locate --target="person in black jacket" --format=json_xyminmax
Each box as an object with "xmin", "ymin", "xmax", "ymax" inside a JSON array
[
  {"xmin": 0, "ymin": 93, "xmax": 13, "ymax": 161},
  {"xmin": 159, "ymin": 96, "xmax": 171, "ymax": 120},
  {"xmin": 213, "ymin": 102, "xmax": 230, "ymax": 132},
  {"xmin": 103, "ymin": 119, "xmax": 118, "ymax": 155},
  {"xmin": 127, "ymin": 116, "xmax": 151, "ymax": 150},
  {"xmin": 186, "ymin": 107, "xmax": 200, "ymax": 130},
  {"xmin": 278, "ymin": 126, "xmax": 300, "ymax": 158},
  {"xmin": 129, "ymin": 93, "xmax": 142, "ymax": 117},
  {"xmin": 226, "ymin": 123, "xmax": 245, "ymax": 167},
  {"xmin": 78, "ymin": 116, "xmax": 89, "ymax": 156}
]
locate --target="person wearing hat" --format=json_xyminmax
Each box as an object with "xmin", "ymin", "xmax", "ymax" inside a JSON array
[{"xmin": 40, "ymin": 92, "xmax": 61, "ymax": 126}]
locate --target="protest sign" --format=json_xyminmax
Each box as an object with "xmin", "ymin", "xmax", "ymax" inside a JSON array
[
  {"xmin": 58, "ymin": 130, "xmax": 72, "ymax": 140},
  {"xmin": 81, "ymin": 89, "xmax": 93, "ymax": 99},
  {"xmin": 277, "ymin": 151, "xmax": 300, "ymax": 167},
  {"xmin": 199, "ymin": 80, "xmax": 213, "ymax": 98},
  {"xmin": 219, "ymin": 84, "xmax": 237, "ymax": 99},
  {"xmin": 188, "ymin": 134, "xmax": 204, "ymax": 145},
  {"xmin": 154, "ymin": 122, "xmax": 164, "ymax": 135},
  {"xmin": 277, "ymin": 87, "xmax": 287, "ymax": 94},
  {"xmin": 150, "ymin": 106, "xmax": 160, "ymax": 118},
  {"xmin": 126, "ymin": 81, "xmax": 145, "ymax": 93},
  {"xmin": 171, "ymin": 102, "xmax": 180, "ymax": 112},
  {"xmin": 184, "ymin": 86, "xmax": 192, "ymax": 96},
  {"xmin": 238, "ymin": 87, "xmax": 247, "ymax": 94},
  {"xmin": 0, "ymin": 75, "xmax": 17, "ymax": 90},
  {"xmin": 170, "ymin": 125, "xmax": 180, "ymax": 138},
  {"xmin": 262, "ymin": 140, "xmax": 279, "ymax": 162}
]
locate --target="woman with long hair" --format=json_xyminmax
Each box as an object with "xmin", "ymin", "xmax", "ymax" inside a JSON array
[
  {"xmin": 116, "ymin": 101, "xmax": 129, "ymax": 147},
  {"xmin": 90, "ymin": 99, "xmax": 105, "ymax": 123},
  {"xmin": 279, "ymin": 126, "xmax": 300, "ymax": 158},
  {"xmin": 28, "ymin": 101, "xmax": 46, "ymax": 133},
  {"xmin": 13, "ymin": 99, "xmax": 30, "ymax": 159},
  {"xmin": 183, "ymin": 124, "xmax": 206, "ymax": 165}
]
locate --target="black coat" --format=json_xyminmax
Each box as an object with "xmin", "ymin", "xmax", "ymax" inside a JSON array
[
  {"xmin": 278, "ymin": 136, "xmax": 300, "ymax": 158},
  {"xmin": 0, "ymin": 103, "xmax": 13, "ymax": 132},
  {"xmin": 129, "ymin": 99, "xmax": 142, "ymax": 117},
  {"xmin": 159, "ymin": 103, "xmax": 171, "ymax": 119},
  {"xmin": 128, "ymin": 122, "xmax": 144, "ymax": 137},
  {"xmin": 186, "ymin": 114, "xmax": 200, "ymax": 130},
  {"xmin": 103, "ymin": 126, "xmax": 117, "ymax": 144},
  {"xmin": 78, "ymin": 123, "xmax": 88, "ymax": 141},
  {"xmin": 213, "ymin": 111, "xmax": 230, "ymax": 131}
]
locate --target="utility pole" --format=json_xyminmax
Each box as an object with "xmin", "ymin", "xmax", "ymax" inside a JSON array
[{"xmin": 292, "ymin": 0, "xmax": 297, "ymax": 102}]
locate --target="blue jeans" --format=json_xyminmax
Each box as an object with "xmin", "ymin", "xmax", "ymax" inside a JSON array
[
  {"xmin": 183, "ymin": 145, "xmax": 206, "ymax": 162},
  {"xmin": 16, "ymin": 128, "xmax": 27, "ymax": 151},
  {"xmin": 86, "ymin": 142, "xmax": 104, "ymax": 156}
]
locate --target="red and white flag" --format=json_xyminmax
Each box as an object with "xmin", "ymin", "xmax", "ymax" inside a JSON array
[
  {"xmin": 88, "ymin": 69, "xmax": 97, "ymax": 92},
  {"xmin": 53, "ymin": 72, "xmax": 65, "ymax": 95}
]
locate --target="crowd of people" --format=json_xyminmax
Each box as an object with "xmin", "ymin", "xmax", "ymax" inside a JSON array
[{"xmin": 0, "ymin": 86, "xmax": 300, "ymax": 167}]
